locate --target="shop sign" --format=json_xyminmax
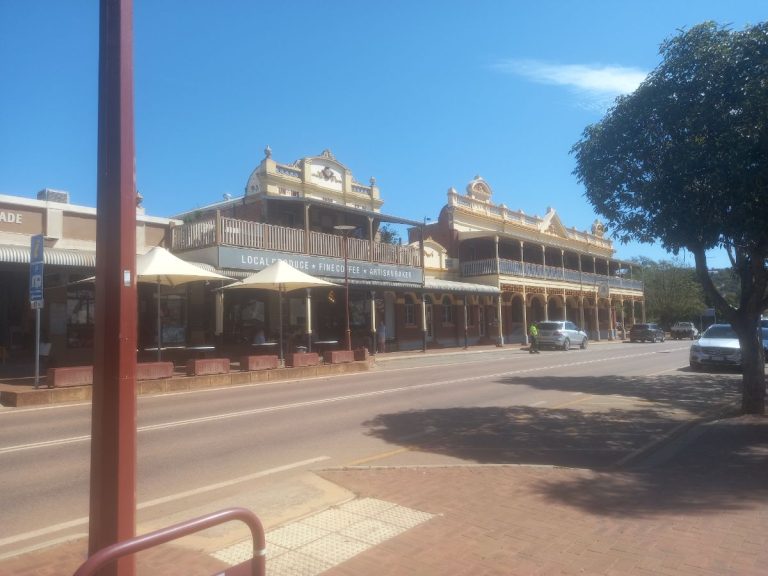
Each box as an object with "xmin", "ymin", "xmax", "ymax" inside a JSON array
[
  {"xmin": 0, "ymin": 210, "xmax": 24, "ymax": 224},
  {"xmin": 219, "ymin": 246, "xmax": 424, "ymax": 284}
]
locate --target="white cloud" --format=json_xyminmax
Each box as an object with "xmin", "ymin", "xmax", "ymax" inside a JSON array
[{"xmin": 494, "ymin": 59, "xmax": 648, "ymax": 109}]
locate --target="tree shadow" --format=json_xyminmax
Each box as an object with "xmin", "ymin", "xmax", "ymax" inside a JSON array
[
  {"xmin": 362, "ymin": 372, "xmax": 767, "ymax": 517},
  {"xmin": 365, "ymin": 405, "xmax": 680, "ymax": 469},
  {"xmin": 496, "ymin": 372, "xmax": 743, "ymax": 415},
  {"xmin": 535, "ymin": 416, "xmax": 768, "ymax": 517}
]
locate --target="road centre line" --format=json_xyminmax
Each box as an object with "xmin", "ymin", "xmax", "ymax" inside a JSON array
[
  {"xmin": 0, "ymin": 349, "xmax": 681, "ymax": 456},
  {"xmin": 0, "ymin": 456, "xmax": 328, "ymax": 552}
]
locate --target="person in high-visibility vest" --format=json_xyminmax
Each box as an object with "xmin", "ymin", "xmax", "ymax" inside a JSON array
[{"xmin": 528, "ymin": 323, "xmax": 540, "ymax": 354}]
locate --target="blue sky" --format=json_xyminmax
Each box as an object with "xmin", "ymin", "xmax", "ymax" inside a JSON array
[{"xmin": 1, "ymin": 1, "xmax": 764, "ymax": 268}]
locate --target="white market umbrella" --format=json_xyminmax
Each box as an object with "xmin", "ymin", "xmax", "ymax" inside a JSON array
[
  {"xmin": 137, "ymin": 246, "xmax": 232, "ymax": 360},
  {"xmin": 224, "ymin": 260, "xmax": 336, "ymax": 363}
]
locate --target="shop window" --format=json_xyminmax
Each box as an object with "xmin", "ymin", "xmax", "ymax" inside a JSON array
[
  {"xmin": 404, "ymin": 296, "xmax": 416, "ymax": 326},
  {"xmin": 67, "ymin": 285, "xmax": 95, "ymax": 348},
  {"xmin": 441, "ymin": 296, "xmax": 454, "ymax": 325},
  {"xmin": 159, "ymin": 294, "xmax": 187, "ymax": 345}
]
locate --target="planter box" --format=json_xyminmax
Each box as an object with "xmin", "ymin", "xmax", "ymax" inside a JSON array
[
  {"xmin": 47, "ymin": 366, "xmax": 93, "ymax": 388},
  {"xmin": 324, "ymin": 350, "xmax": 356, "ymax": 364},
  {"xmin": 186, "ymin": 358, "xmax": 230, "ymax": 376},
  {"xmin": 286, "ymin": 352, "xmax": 320, "ymax": 368},
  {"xmin": 240, "ymin": 355, "xmax": 279, "ymax": 371},
  {"xmin": 353, "ymin": 348, "xmax": 369, "ymax": 361},
  {"xmin": 137, "ymin": 361, "xmax": 174, "ymax": 381}
]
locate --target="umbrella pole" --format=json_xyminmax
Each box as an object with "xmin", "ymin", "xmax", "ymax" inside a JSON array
[
  {"xmin": 156, "ymin": 281, "xmax": 162, "ymax": 362},
  {"xmin": 278, "ymin": 288, "xmax": 284, "ymax": 366}
]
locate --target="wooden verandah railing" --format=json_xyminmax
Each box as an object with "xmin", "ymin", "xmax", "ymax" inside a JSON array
[{"xmin": 171, "ymin": 216, "xmax": 421, "ymax": 267}]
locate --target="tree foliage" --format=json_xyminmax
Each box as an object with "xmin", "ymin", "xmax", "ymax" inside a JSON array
[
  {"xmin": 572, "ymin": 22, "xmax": 768, "ymax": 414},
  {"xmin": 634, "ymin": 258, "xmax": 706, "ymax": 328},
  {"xmin": 377, "ymin": 224, "xmax": 402, "ymax": 245}
]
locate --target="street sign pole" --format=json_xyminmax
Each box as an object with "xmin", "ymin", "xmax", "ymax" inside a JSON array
[
  {"xmin": 30, "ymin": 234, "xmax": 45, "ymax": 388},
  {"xmin": 34, "ymin": 308, "xmax": 40, "ymax": 388}
]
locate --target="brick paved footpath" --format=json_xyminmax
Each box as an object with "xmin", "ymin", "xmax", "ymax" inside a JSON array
[
  {"xmin": 317, "ymin": 415, "xmax": 768, "ymax": 576},
  {"xmin": 2, "ymin": 416, "xmax": 766, "ymax": 575}
]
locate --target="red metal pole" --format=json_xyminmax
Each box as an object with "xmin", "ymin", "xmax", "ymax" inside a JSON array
[{"xmin": 89, "ymin": 1, "xmax": 137, "ymax": 575}]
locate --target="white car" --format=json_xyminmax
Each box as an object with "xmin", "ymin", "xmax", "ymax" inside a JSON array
[
  {"xmin": 671, "ymin": 321, "xmax": 699, "ymax": 340},
  {"xmin": 689, "ymin": 324, "xmax": 741, "ymax": 371},
  {"xmin": 535, "ymin": 321, "xmax": 588, "ymax": 351}
]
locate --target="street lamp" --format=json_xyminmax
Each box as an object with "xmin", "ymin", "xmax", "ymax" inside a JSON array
[{"xmin": 334, "ymin": 224, "xmax": 355, "ymax": 350}]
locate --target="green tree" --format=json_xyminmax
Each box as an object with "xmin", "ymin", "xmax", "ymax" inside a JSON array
[
  {"xmin": 572, "ymin": 22, "xmax": 768, "ymax": 414},
  {"xmin": 377, "ymin": 224, "xmax": 401, "ymax": 245},
  {"xmin": 635, "ymin": 258, "xmax": 707, "ymax": 328}
]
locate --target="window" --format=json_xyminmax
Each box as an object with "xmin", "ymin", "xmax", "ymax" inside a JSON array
[
  {"xmin": 67, "ymin": 285, "xmax": 95, "ymax": 348},
  {"xmin": 441, "ymin": 296, "xmax": 454, "ymax": 325},
  {"xmin": 404, "ymin": 296, "xmax": 416, "ymax": 326}
]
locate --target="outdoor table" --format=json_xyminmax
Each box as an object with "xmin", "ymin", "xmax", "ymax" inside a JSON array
[
  {"xmin": 313, "ymin": 340, "xmax": 339, "ymax": 358},
  {"xmin": 185, "ymin": 345, "xmax": 217, "ymax": 359},
  {"xmin": 251, "ymin": 342, "xmax": 278, "ymax": 355}
]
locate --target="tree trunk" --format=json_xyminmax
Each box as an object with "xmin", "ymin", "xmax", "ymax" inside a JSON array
[{"xmin": 733, "ymin": 312, "xmax": 766, "ymax": 415}]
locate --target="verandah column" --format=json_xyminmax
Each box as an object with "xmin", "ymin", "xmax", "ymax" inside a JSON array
[
  {"xmin": 594, "ymin": 294, "xmax": 601, "ymax": 342},
  {"xmin": 305, "ymin": 288, "xmax": 312, "ymax": 352},
  {"xmin": 522, "ymin": 289, "xmax": 528, "ymax": 346},
  {"xmin": 496, "ymin": 294, "xmax": 504, "ymax": 347}
]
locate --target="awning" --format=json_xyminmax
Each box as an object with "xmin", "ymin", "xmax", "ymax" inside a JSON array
[
  {"xmin": 423, "ymin": 277, "xmax": 499, "ymax": 294},
  {"xmin": 0, "ymin": 244, "xmax": 96, "ymax": 268},
  {"xmin": 317, "ymin": 277, "xmax": 423, "ymax": 290}
]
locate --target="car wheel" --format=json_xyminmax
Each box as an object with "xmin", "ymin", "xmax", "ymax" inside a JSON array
[
  {"xmin": 562, "ymin": 338, "xmax": 570, "ymax": 351},
  {"xmin": 580, "ymin": 337, "xmax": 588, "ymax": 350}
]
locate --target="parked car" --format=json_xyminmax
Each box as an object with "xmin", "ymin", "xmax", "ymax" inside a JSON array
[
  {"xmin": 629, "ymin": 323, "xmax": 666, "ymax": 343},
  {"xmin": 762, "ymin": 327, "xmax": 768, "ymax": 356},
  {"xmin": 671, "ymin": 321, "xmax": 699, "ymax": 340},
  {"xmin": 535, "ymin": 321, "xmax": 588, "ymax": 350},
  {"xmin": 689, "ymin": 324, "xmax": 741, "ymax": 371}
]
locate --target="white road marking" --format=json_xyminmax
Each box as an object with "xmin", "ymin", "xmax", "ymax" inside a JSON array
[
  {"xmin": 0, "ymin": 457, "xmax": 328, "ymax": 552},
  {"xmin": 0, "ymin": 348, "xmax": 686, "ymax": 455}
]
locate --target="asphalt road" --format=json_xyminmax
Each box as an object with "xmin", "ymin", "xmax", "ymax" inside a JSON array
[{"xmin": 0, "ymin": 340, "xmax": 740, "ymax": 559}]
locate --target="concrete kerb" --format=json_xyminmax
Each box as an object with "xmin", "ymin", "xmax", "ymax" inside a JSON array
[
  {"xmin": 0, "ymin": 360, "xmax": 372, "ymax": 408},
  {"xmin": 372, "ymin": 339, "xmax": 626, "ymax": 364}
]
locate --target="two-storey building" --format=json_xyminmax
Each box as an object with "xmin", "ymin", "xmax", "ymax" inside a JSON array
[
  {"xmin": 411, "ymin": 176, "xmax": 645, "ymax": 346},
  {"xmin": 171, "ymin": 148, "xmax": 500, "ymax": 353}
]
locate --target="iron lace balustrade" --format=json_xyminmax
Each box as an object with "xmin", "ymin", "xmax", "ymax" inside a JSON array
[{"xmin": 461, "ymin": 257, "xmax": 644, "ymax": 290}]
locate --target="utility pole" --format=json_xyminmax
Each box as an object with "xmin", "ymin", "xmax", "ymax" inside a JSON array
[{"xmin": 89, "ymin": 1, "xmax": 138, "ymax": 575}]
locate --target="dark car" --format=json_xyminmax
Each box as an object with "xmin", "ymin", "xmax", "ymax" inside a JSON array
[{"xmin": 629, "ymin": 323, "xmax": 665, "ymax": 343}]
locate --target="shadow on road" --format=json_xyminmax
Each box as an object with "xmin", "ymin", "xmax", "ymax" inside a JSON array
[
  {"xmin": 362, "ymin": 373, "xmax": 768, "ymax": 517},
  {"xmin": 496, "ymin": 372, "xmax": 742, "ymax": 414}
]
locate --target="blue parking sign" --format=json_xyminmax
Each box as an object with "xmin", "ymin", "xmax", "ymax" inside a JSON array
[{"xmin": 30, "ymin": 235, "xmax": 44, "ymax": 307}]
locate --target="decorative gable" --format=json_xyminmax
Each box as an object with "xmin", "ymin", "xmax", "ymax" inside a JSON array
[
  {"xmin": 466, "ymin": 176, "xmax": 493, "ymax": 203},
  {"xmin": 538, "ymin": 207, "xmax": 569, "ymax": 238}
]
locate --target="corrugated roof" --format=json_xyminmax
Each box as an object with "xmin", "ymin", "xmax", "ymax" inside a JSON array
[
  {"xmin": 0, "ymin": 245, "xmax": 96, "ymax": 268},
  {"xmin": 424, "ymin": 277, "xmax": 499, "ymax": 294}
]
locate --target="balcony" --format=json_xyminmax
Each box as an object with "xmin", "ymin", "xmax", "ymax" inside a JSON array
[
  {"xmin": 461, "ymin": 258, "xmax": 644, "ymax": 291},
  {"xmin": 172, "ymin": 216, "xmax": 421, "ymax": 268}
]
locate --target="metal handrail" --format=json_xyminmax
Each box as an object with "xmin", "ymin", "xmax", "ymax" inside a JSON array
[{"xmin": 72, "ymin": 507, "xmax": 266, "ymax": 576}]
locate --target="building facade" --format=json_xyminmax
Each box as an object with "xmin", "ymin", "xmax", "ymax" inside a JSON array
[
  {"xmin": 0, "ymin": 151, "xmax": 645, "ymax": 369},
  {"xmin": 412, "ymin": 177, "xmax": 645, "ymax": 345},
  {"xmin": 0, "ymin": 189, "xmax": 176, "ymax": 366}
]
